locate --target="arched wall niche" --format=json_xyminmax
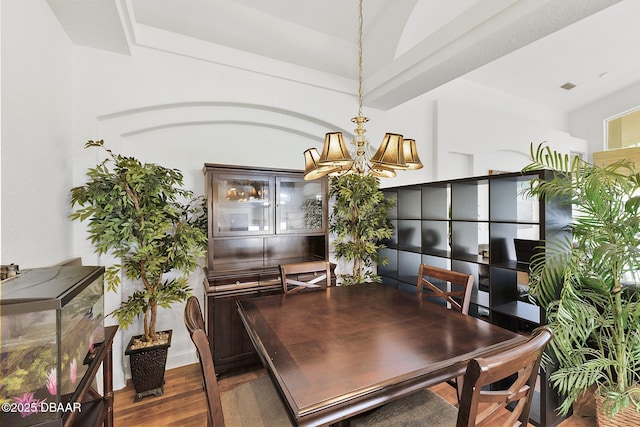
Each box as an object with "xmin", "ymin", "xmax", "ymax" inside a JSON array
[{"xmin": 94, "ymin": 101, "xmax": 353, "ymax": 194}]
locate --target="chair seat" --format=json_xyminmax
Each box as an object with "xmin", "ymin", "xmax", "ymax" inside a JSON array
[
  {"xmin": 352, "ymin": 389, "xmax": 458, "ymax": 427},
  {"xmin": 221, "ymin": 375, "xmax": 293, "ymax": 427}
]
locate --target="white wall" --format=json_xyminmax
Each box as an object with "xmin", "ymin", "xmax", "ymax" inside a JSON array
[
  {"xmin": 569, "ymin": 80, "xmax": 640, "ymax": 159},
  {"xmin": 380, "ymin": 78, "xmax": 587, "ymax": 187},
  {"xmin": 1, "ymin": 0, "xmax": 74, "ymax": 268},
  {"xmin": 433, "ymin": 96, "xmax": 586, "ymax": 180}
]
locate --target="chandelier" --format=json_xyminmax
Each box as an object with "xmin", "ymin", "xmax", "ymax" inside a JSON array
[{"xmin": 303, "ymin": 0, "xmax": 423, "ymax": 181}]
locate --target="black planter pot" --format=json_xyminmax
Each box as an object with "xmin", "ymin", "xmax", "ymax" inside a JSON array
[{"xmin": 125, "ymin": 329, "xmax": 172, "ymax": 402}]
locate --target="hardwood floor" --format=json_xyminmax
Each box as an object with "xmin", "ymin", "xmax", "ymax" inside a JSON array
[
  {"xmin": 113, "ymin": 363, "xmax": 596, "ymax": 426},
  {"xmin": 113, "ymin": 362, "xmax": 208, "ymax": 426}
]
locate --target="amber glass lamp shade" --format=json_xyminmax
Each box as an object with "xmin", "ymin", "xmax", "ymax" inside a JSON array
[
  {"xmin": 303, "ymin": 148, "xmax": 338, "ymax": 180},
  {"xmin": 403, "ymin": 139, "xmax": 423, "ymax": 170},
  {"xmin": 370, "ymin": 133, "xmax": 407, "ymax": 170},
  {"xmin": 318, "ymin": 132, "xmax": 353, "ymax": 166}
]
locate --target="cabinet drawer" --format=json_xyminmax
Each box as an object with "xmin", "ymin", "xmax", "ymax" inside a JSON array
[
  {"xmin": 209, "ymin": 274, "xmax": 260, "ymax": 293},
  {"xmin": 259, "ymin": 272, "xmax": 281, "ymax": 290}
]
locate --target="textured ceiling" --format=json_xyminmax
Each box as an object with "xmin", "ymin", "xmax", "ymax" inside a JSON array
[{"xmin": 46, "ymin": 0, "xmax": 640, "ymax": 112}]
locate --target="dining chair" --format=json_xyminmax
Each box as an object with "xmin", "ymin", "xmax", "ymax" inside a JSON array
[
  {"xmin": 417, "ymin": 264, "xmax": 475, "ymax": 400},
  {"xmin": 279, "ymin": 260, "xmax": 333, "ymax": 294},
  {"xmin": 352, "ymin": 326, "xmax": 552, "ymax": 427},
  {"xmin": 417, "ymin": 264, "xmax": 474, "ymax": 315},
  {"xmin": 184, "ymin": 296, "xmax": 293, "ymax": 427}
]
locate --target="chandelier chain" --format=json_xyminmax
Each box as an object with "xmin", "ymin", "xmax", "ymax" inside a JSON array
[{"xmin": 357, "ymin": 0, "xmax": 364, "ymax": 118}]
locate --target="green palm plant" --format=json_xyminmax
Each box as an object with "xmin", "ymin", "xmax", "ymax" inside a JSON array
[
  {"xmin": 523, "ymin": 143, "xmax": 640, "ymax": 418},
  {"xmin": 70, "ymin": 140, "xmax": 207, "ymax": 343},
  {"xmin": 329, "ymin": 174, "xmax": 395, "ymax": 285}
]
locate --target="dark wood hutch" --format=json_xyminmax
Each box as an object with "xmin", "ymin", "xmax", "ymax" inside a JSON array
[{"xmin": 203, "ymin": 163, "xmax": 329, "ymax": 374}]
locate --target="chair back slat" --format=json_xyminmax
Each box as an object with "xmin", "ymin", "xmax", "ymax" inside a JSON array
[
  {"xmin": 280, "ymin": 260, "xmax": 333, "ymax": 294},
  {"xmin": 457, "ymin": 327, "xmax": 552, "ymax": 427},
  {"xmin": 417, "ymin": 264, "xmax": 474, "ymax": 315}
]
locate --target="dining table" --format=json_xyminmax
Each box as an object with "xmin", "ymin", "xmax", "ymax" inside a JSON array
[{"xmin": 236, "ymin": 283, "xmax": 527, "ymax": 427}]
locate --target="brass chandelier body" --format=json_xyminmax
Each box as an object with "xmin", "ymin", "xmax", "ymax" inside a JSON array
[{"xmin": 303, "ymin": 0, "xmax": 422, "ymax": 181}]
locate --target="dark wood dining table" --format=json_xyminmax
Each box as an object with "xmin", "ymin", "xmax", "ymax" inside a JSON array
[{"xmin": 236, "ymin": 283, "xmax": 527, "ymax": 427}]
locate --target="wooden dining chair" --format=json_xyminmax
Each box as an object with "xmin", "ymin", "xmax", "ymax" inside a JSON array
[
  {"xmin": 417, "ymin": 264, "xmax": 475, "ymax": 315},
  {"xmin": 417, "ymin": 264, "xmax": 475, "ymax": 400},
  {"xmin": 352, "ymin": 326, "xmax": 552, "ymax": 427},
  {"xmin": 279, "ymin": 260, "xmax": 333, "ymax": 294},
  {"xmin": 184, "ymin": 296, "xmax": 293, "ymax": 427}
]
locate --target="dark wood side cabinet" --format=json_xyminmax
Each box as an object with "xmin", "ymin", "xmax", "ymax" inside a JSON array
[
  {"xmin": 379, "ymin": 170, "xmax": 571, "ymax": 427},
  {"xmin": 203, "ymin": 164, "xmax": 329, "ymax": 374}
]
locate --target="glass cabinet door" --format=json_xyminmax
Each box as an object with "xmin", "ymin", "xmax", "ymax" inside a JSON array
[
  {"xmin": 276, "ymin": 177, "xmax": 326, "ymax": 233},
  {"xmin": 212, "ymin": 174, "xmax": 273, "ymax": 236}
]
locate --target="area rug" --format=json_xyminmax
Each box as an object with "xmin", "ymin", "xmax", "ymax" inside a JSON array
[{"xmin": 221, "ymin": 375, "xmax": 293, "ymax": 427}]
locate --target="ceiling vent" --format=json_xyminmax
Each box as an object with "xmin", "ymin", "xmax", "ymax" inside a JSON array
[{"xmin": 560, "ymin": 82, "xmax": 576, "ymax": 90}]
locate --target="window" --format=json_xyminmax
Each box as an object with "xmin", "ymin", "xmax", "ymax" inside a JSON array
[{"xmin": 606, "ymin": 106, "xmax": 640, "ymax": 150}]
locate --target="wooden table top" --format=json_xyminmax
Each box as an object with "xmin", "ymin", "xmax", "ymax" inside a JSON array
[{"xmin": 237, "ymin": 283, "xmax": 526, "ymax": 427}]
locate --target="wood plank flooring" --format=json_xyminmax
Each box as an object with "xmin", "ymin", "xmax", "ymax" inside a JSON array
[{"xmin": 113, "ymin": 363, "xmax": 596, "ymax": 426}]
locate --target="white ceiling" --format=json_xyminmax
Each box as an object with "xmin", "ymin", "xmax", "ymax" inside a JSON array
[{"xmin": 47, "ymin": 0, "xmax": 640, "ymax": 112}]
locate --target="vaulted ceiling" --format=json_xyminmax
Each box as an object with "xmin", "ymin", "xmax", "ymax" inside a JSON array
[{"xmin": 47, "ymin": 0, "xmax": 640, "ymax": 112}]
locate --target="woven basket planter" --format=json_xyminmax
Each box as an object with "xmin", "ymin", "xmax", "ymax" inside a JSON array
[
  {"xmin": 125, "ymin": 330, "xmax": 172, "ymax": 403},
  {"xmin": 595, "ymin": 390, "xmax": 640, "ymax": 427}
]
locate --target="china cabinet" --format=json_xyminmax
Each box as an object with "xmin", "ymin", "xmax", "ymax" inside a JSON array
[{"xmin": 203, "ymin": 164, "xmax": 329, "ymax": 373}]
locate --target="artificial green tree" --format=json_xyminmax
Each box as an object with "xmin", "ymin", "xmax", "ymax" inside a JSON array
[
  {"xmin": 70, "ymin": 140, "xmax": 207, "ymax": 342},
  {"xmin": 329, "ymin": 173, "xmax": 395, "ymax": 285}
]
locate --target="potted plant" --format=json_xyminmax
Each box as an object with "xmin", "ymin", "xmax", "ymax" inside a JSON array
[
  {"xmin": 523, "ymin": 143, "xmax": 640, "ymax": 425},
  {"xmin": 70, "ymin": 140, "xmax": 207, "ymax": 401},
  {"xmin": 329, "ymin": 173, "xmax": 395, "ymax": 285}
]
